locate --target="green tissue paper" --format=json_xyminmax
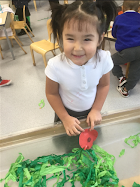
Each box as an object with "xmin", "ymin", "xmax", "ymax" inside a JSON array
[{"xmin": 0, "ymin": 145, "xmax": 119, "ymax": 187}]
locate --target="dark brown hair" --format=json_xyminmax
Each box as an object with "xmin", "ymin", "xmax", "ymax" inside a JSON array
[
  {"xmin": 123, "ymin": 0, "xmax": 139, "ymax": 12},
  {"xmin": 51, "ymin": 0, "xmax": 117, "ymax": 50}
]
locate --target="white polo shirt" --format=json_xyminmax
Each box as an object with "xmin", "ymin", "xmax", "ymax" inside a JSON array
[{"xmin": 45, "ymin": 49, "xmax": 113, "ymax": 112}]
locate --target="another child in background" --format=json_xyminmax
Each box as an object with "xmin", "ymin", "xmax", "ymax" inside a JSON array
[
  {"xmin": 112, "ymin": 0, "xmax": 140, "ymax": 97},
  {"xmin": 12, "ymin": 0, "xmax": 32, "ymax": 36},
  {"xmin": 0, "ymin": 77, "xmax": 12, "ymax": 87},
  {"xmin": 45, "ymin": 0, "xmax": 117, "ymax": 136},
  {"xmin": 138, "ymin": 3, "xmax": 140, "ymax": 13}
]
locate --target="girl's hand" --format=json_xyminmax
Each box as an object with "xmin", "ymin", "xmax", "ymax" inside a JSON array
[
  {"xmin": 86, "ymin": 109, "xmax": 102, "ymax": 130},
  {"xmin": 62, "ymin": 116, "xmax": 84, "ymax": 136}
]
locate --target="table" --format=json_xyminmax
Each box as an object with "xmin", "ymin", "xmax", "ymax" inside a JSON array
[
  {"xmin": 0, "ymin": 11, "xmax": 15, "ymax": 60},
  {"xmin": 102, "ymin": 30, "xmax": 116, "ymax": 50}
]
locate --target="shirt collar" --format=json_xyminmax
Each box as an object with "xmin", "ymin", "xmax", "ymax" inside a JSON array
[
  {"xmin": 64, "ymin": 54, "xmax": 96, "ymax": 69},
  {"xmin": 124, "ymin": 10, "xmax": 136, "ymax": 13}
]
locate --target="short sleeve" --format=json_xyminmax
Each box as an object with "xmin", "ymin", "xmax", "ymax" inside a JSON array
[
  {"xmin": 45, "ymin": 59, "xmax": 59, "ymax": 83},
  {"xmin": 102, "ymin": 51, "xmax": 114, "ymax": 75}
]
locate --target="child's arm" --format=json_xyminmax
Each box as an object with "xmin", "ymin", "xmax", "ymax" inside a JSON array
[
  {"xmin": 45, "ymin": 77, "xmax": 84, "ymax": 136},
  {"xmin": 86, "ymin": 72, "xmax": 110, "ymax": 130},
  {"xmin": 112, "ymin": 19, "xmax": 117, "ymax": 38}
]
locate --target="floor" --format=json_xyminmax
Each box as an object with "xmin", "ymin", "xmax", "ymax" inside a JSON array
[{"xmin": 0, "ymin": 0, "xmax": 140, "ymax": 139}]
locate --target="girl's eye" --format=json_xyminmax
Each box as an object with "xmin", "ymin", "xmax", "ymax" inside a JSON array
[
  {"xmin": 67, "ymin": 38, "xmax": 73, "ymax": 40},
  {"xmin": 85, "ymin": 38, "xmax": 91, "ymax": 41}
]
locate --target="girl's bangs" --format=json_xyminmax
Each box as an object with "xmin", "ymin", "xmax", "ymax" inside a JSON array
[{"xmin": 65, "ymin": 13, "xmax": 98, "ymax": 32}]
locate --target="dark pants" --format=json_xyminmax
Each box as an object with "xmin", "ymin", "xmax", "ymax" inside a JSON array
[
  {"xmin": 112, "ymin": 46, "xmax": 140, "ymax": 91},
  {"xmin": 0, "ymin": 76, "xmax": 2, "ymax": 82},
  {"xmin": 15, "ymin": 7, "xmax": 31, "ymax": 29},
  {"xmin": 54, "ymin": 107, "xmax": 91, "ymax": 122}
]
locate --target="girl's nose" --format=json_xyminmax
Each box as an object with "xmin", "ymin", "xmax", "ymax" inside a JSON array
[{"xmin": 74, "ymin": 41, "xmax": 82, "ymax": 51}]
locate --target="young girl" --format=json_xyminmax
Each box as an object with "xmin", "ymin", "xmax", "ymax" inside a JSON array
[{"xmin": 45, "ymin": 0, "xmax": 117, "ymax": 136}]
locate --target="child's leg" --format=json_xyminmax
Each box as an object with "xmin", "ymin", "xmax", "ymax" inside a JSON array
[
  {"xmin": 26, "ymin": 17, "xmax": 32, "ymax": 31},
  {"xmin": 125, "ymin": 46, "xmax": 140, "ymax": 91},
  {"xmin": 15, "ymin": 8, "xmax": 23, "ymax": 21},
  {"xmin": 112, "ymin": 50, "xmax": 130, "ymax": 78},
  {"xmin": 25, "ymin": 7, "xmax": 32, "ymax": 31},
  {"xmin": 17, "ymin": 7, "xmax": 31, "ymax": 36},
  {"xmin": 115, "ymin": 46, "xmax": 140, "ymax": 97},
  {"xmin": 112, "ymin": 50, "xmax": 129, "ymax": 87},
  {"xmin": 15, "ymin": 8, "xmax": 25, "ymax": 36}
]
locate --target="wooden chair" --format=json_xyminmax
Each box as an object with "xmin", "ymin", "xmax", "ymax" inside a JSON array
[
  {"xmin": 126, "ymin": 62, "xmax": 130, "ymax": 78},
  {"xmin": 64, "ymin": 0, "xmax": 68, "ymax": 4},
  {"xmin": 30, "ymin": 19, "xmax": 62, "ymax": 67},
  {"xmin": 0, "ymin": 13, "xmax": 27, "ymax": 55},
  {"xmin": 12, "ymin": 5, "xmax": 34, "ymax": 43},
  {"xmin": 33, "ymin": 0, "xmax": 37, "ymax": 11},
  {"xmin": 0, "ymin": 45, "xmax": 4, "ymax": 59}
]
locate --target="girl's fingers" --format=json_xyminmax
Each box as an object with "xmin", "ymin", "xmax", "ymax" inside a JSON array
[
  {"xmin": 70, "ymin": 129, "xmax": 79, "ymax": 136},
  {"xmin": 75, "ymin": 118, "xmax": 80, "ymax": 125},
  {"xmin": 90, "ymin": 120, "xmax": 101, "ymax": 131},
  {"xmin": 90, "ymin": 121, "xmax": 95, "ymax": 131},
  {"xmin": 86, "ymin": 116, "xmax": 90, "ymax": 127},
  {"xmin": 66, "ymin": 130, "xmax": 71, "ymax": 136},
  {"xmin": 75, "ymin": 119, "xmax": 84, "ymax": 132},
  {"xmin": 76, "ymin": 124, "xmax": 84, "ymax": 132},
  {"xmin": 69, "ymin": 126, "xmax": 81, "ymax": 136},
  {"xmin": 95, "ymin": 120, "xmax": 101, "ymax": 125},
  {"xmin": 88, "ymin": 118, "xmax": 91, "ymax": 127},
  {"xmin": 73, "ymin": 127, "xmax": 81, "ymax": 135},
  {"xmin": 65, "ymin": 117, "xmax": 86, "ymax": 136}
]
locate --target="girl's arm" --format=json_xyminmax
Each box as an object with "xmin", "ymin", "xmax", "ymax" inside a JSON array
[
  {"xmin": 45, "ymin": 76, "xmax": 69, "ymax": 121},
  {"xmin": 45, "ymin": 77, "xmax": 84, "ymax": 136},
  {"xmin": 86, "ymin": 72, "xmax": 110, "ymax": 130}
]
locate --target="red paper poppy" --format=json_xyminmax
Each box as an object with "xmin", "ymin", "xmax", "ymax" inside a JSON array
[{"xmin": 79, "ymin": 129, "xmax": 98, "ymax": 150}]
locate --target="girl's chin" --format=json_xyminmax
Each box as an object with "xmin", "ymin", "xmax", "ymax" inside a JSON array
[{"xmin": 73, "ymin": 60, "xmax": 87, "ymax": 66}]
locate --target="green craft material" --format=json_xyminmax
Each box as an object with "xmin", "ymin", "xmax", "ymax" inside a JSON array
[
  {"xmin": 124, "ymin": 133, "xmax": 140, "ymax": 148},
  {"xmin": 133, "ymin": 182, "xmax": 140, "ymax": 187},
  {"xmin": 0, "ymin": 145, "xmax": 119, "ymax": 187},
  {"xmin": 38, "ymin": 99, "xmax": 45, "ymax": 109},
  {"xmin": 119, "ymin": 149, "xmax": 125, "ymax": 157},
  {"xmin": 121, "ymin": 182, "xmax": 140, "ymax": 187}
]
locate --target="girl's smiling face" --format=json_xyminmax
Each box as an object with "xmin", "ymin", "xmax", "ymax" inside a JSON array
[{"xmin": 62, "ymin": 19, "xmax": 103, "ymax": 66}]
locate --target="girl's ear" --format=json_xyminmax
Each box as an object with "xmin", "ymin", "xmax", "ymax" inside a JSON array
[{"xmin": 98, "ymin": 32, "xmax": 105, "ymax": 46}]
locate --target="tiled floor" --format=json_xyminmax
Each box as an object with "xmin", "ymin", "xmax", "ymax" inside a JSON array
[{"xmin": 0, "ymin": 1, "xmax": 140, "ymax": 138}]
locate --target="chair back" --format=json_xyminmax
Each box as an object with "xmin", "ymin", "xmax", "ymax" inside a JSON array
[
  {"xmin": 0, "ymin": 44, "xmax": 3, "ymax": 59},
  {"xmin": 46, "ymin": 19, "xmax": 60, "ymax": 45},
  {"xmin": 23, "ymin": 5, "xmax": 26, "ymax": 23},
  {"xmin": 64, "ymin": 0, "xmax": 68, "ymax": 4},
  {"xmin": 0, "ymin": 45, "xmax": 1, "ymax": 50},
  {"xmin": 46, "ymin": 19, "xmax": 53, "ymax": 42},
  {"xmin": 10, "ymin": 13, "xmax": 17, "ymax": 36}
]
